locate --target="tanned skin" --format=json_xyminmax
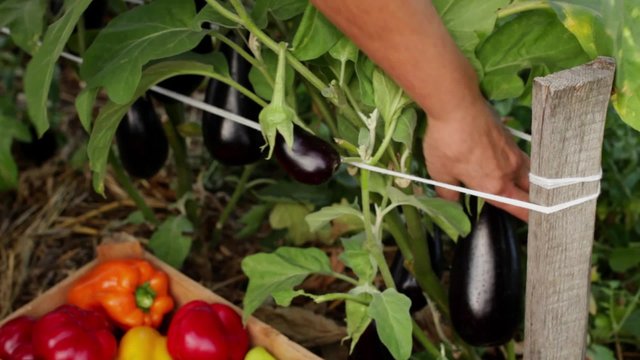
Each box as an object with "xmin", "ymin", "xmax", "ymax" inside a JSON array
[{"xmin": 311, "ymin": 0, "xmax": 530, "ymax": 221}]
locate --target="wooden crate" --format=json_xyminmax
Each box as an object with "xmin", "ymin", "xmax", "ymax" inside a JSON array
[{"xmin": 0, "ymin": 234, "xmax": 321, "ymax": 360}]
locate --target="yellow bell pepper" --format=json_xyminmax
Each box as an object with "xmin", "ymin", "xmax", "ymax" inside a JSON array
[{"xmin": 118, "ymin": 326, "xmax": 172, "ymax": 360}]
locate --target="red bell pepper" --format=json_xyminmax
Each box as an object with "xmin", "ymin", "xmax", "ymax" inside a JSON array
[
  {"xmin": 31, "ymin": 304, "xmax": 117, "ymax": 360},
  {"xmin": 0, "ymin": 316, "xmax": 36, "ymax": 360},
  {"xmin": 167, "ymin": 300, "xmax": 249, "ymax": 360}
]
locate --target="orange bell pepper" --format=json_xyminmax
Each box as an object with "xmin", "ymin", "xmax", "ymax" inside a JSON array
[{"xmin": 67, "ymin": 259, "xmax": 174, "ymax": 329}]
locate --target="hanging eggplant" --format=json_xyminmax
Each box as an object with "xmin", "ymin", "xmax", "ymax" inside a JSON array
[
  {"xmin": 274, "ymin": 126, "xmax": 340, "ymax": 185},
  {"xmin": 115, "ymin": 95, "xmax": 169, "ymax": 179},
  {"xmin": 201, "ymin": 41, "xmax": 265, "ymax": 166},
  {"xmin": 448, "ymin": 202, "xmax": 522, "ymax": 347}
]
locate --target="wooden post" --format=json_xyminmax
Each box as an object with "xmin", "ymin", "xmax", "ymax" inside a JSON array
[{"xmin": 525, "ymin": 57, "xmax": 615, "ymax": 359}]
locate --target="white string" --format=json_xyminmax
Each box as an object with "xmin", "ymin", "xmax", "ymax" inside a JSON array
[{"xmin": 0, "ymin": 27, "xmax": 602, "ymax": 214}]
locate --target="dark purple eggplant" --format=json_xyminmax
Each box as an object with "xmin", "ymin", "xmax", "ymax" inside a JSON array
[
  {"xmin": 448, "ymin": 202, "xmax": 522, "ymax": 346},
  {"xmin": 274, "ymin": 127, "xmax": 340, "ymax": 185},
  {"xmin": 201, "ymin": 42, "xmax": 264, "ymax": 166},
  {"xmin": 389, "ymin": 227, "xmax": 445, "ymax": 313},
  {"xmin": 115, "ymin": 96, "xmax": 169, "ymax": 179},
  {"xmin": 17, "ymin": 128, "xmax": 57, "ymax": 165}
]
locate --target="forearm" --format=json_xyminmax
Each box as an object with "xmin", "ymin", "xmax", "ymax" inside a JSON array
[{"xmin": 310, "ymin": 0, "xmax": 483, "ymax": 122}]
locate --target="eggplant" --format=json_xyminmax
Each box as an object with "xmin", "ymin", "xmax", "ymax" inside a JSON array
[
  {"xmin": 389, "ymin": 227, "xmax": 446, "ymax": 314},
  {"xmin": 201, "ymin": 42, "xmax": 265, "ymax": 166},
  {"xmin": 274, "ymin": 127, "xmax": 340, "ymax": 185},
  {"xmin": 448, "ymin": 202, "xmax": 522, "ymax": 346},
  {"xmin": 17, "ymin": 128, "xmax": 57, "ymax": 165},
  {"xmin": 115, "ymin": 95, "xmax": 169, "ymax": 179}
]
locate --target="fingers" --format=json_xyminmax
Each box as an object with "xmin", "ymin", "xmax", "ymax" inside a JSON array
[
  {"xmin": 431, "ymin": 172, "xmax": 462, "ymax": 202},
  {"xmin": 486, "ymin": 184, "xmax": 529, "ymax": 223},
  {"xmin": 516, "ymin": 151, "xmax": 531, "ymax": 192}
]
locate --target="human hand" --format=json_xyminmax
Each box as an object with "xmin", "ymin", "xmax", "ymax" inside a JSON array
[{"xmin": 422, "ymin": 100, "xmax": 530, "ymax": 222}]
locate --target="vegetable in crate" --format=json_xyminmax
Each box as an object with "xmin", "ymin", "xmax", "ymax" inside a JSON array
[
  {"xmin": 274, "ymin": 126, "xmax": 340, "ymax": 185},
  {"xmin": 32, "ymin": 305, "xmax": 117, "ymax": 360},
  {"xmin": 167, "ymin": 300, "xmax": 249, "ymax": 360},
  {"xmin": 115, "ymin": 95, "xmax": 169, "ymax": 179},
  {"xmin": 244, "ymin": 346, "xmax": 277, "ymax": 360},
  {"xmin": 448, "ymin": 202, "xmax": 522, "ymax": 346},
  {"xmin": 67, "ymin": 259, "xmax": 174, "ymax": 330},
  {"xmin": 118, "ymin": 326, "xmax": 172, "ymax": 360},
  {"xmin": 0, "ymin": 316, "xmax": 35, "ymax": 360},
  {"xmin": 201, "ymin": 40, "xmax": 264, "ymax": 165}
]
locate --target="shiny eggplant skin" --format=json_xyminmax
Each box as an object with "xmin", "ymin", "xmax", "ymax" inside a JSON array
[
  {"xmin": 448, "ymin": 203, "xmax": 522, "ymax": 347},
  {"xmin": 274, "ymin": 127, "xmax": 340, "ymax": 185},
  {"xmin": 201, "ymin": 42, "xmax": 264, "ymax": 166},
  {"xmin": 115, "ymin": 96, "xmax": 169, "ymax": 179}
]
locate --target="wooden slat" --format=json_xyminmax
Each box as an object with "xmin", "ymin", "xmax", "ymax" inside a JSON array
[{"xmin": 525, "ymin": 56, "xmax": 615, "ymax": 359}]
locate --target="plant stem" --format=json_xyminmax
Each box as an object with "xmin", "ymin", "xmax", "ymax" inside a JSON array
[
  {"xmin": 361, "ymin": 169, "xmax": 396, "ymax": 289},
  {"xmin": 370, "ymin": 116, "xmax": 399, "ymax": 165},
  {"xmin": 332, "ymin": 272, "xmax": 360, "ymax": 286},
  {"xmin": 212, "ymin": 164, "xmax": 256, "ymax": 245},
  {"xmin": 384, "ymin": 209, "xmax": 414, "ymax": 263},
  {"xmin": 506, "ymin": 340, "xmax": 516, "ymax": 360},
  {"xmin": 307, "ymin": 81, "xmax": 339, "ymax": 135},
  {"xmin": 313, "ymin": 292, "xmax": 370, "ymax": 305},
  {"xmin": 211, "ymin": 31, "xmax": 276, "ymax": 89},
  {"xmin": 496, "ymin": 0, "xmax": 551, "ymax": 19},
  {"xmin": 412, "ymin": 319, "xmax": 441, "ymax": 359},
  {"xmin": 109, "ymin": 150, "xmax": 159, "ymax": 225},
  {"xmin": 204, "ymin": 0, "xmax": 242, "ymax": 23},
  {"xmin": 163, "ymin": 102, "xmax": 198, "ymax": 223}
]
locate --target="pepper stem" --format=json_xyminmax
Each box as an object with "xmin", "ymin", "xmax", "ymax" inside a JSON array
[{"xmin": 135, "ymin": 282, "xmax": 157, "ymax": 312}]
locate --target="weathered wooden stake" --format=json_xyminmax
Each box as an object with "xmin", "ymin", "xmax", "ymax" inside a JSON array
[{"xmin": 525, "ymin": 57, "xmax": 615, "ymax": 359}]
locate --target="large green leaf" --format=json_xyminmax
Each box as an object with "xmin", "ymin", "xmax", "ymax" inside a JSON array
[
  {"xmin": 346, "ymin": 299, "xmax": 372, "ymax": 353},
  {"xmin": 477, "ymin": 11, "xmax": 590, "ymax": 100},
  {"xmin": 549, "ymin": 1, "xmax": 613, "ymax": 58},
  {"xmin": 432, "ymin": 0, "xmax": 509, "ymax": 74},
  {"xmin": 368, "ymin": 289, "xmax": 413, "ymax": 360},
  {"xmin": 0, "ymin": 114, "xmax": 31, "ymax": 191},
  {"xmin": 0, "ymin": 0, "xmax": 45, "ymax": 53},
  {"xmin": 611, "ymin": 1, "xmax": 640, "ymax": 131},
  {"xmin": 87, "ymin": 60, "xmax": 227, "ymax": 195},
  {"xmin": 148, "ymin": 215, "xmax": 193, "ymax": 269},
  {"xmin": 340, "ymin": 234, "xmax": 375, "ymax": 283},
  {"xmin": 251, "ymin": 0, "xmax": 307, "ymax": 29},
  {"xmin": 306, "ymin": 203, "xmax": 363, "ymax": 232},
  {"xmin": 24, "ymin": 0, "xmax": 92, "ymax": 136},
  {"xmin": 241, "ymin": 247, "xmax": 333, "ymax": 321},
  {"xmin": 80, "ymin": 0, "xmax": 206, "ymax": 104},
  {"xmin": 373, "ymin": 68, "xmax": 411, "ymax": 126},
  {"xmin": 291, "ymin": 3, "xmax": 341, "ymax": 61}
]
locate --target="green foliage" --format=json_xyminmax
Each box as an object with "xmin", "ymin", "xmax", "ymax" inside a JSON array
[
  {"xmin": 0, "ymin": 114, "xmax": 30, "ymax": 191},
  {"xmin": 291, "ymin": 3, "xmax": 341, "ymax": 61},
  {"xmin": 148, "ymin": 215, "xmax": 194, "ymax": 268},
  {"xmin": 369, "ymin": 289, "xmax": 413, "ymax": 360},
  {"xmin": 0, "ymin": 0, "xmax": 46, "ymax": 53}
]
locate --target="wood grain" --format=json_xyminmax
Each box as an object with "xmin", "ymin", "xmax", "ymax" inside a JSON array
[{"xmin": 525, "ymin": 57, "xmax": 615, "ymax": 359}]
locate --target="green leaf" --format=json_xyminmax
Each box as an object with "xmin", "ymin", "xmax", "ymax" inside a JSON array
[
  {"xmin": 75, "ymin": 88, "xmax": 98, "ymax": 132},
  {"xmin": 346, "ymin": 299, "xmax": 372, "ymax": 353},
  {"xmin": 269, "ymin": 202, "xmax": 315, "ymax": 245},
  {"xmin": 586, "ymin": 344, "xmax": 616, "ymax": 360},
  {"xmin": 368, "ymin": 289, "xmax": 413, "ymax": 360},
  {"xmin": 329, "ymin": 36, "xmax": 359, "ymax": 64},
  {"xmin": 291, "ymin": 3, "xmax": 341, "ymax": 61},
  {"xmin": 251, "ymin": 0, "xmax": 307, "ymax": 29},
  {"xmin": 0, "ymin": 113, "xmax": 30, "ymax": 191},
  {"xmin": 611, "ymin": 1, "xmax": 640, "ymax": 131},
  {"xmin": 256, "ymin": 180, "xmax": 333, "ymax": 206},
  {"xmin": 392, "ymin": 108, "xmax": 417, "ymax": 148},
  {"xmin": 432, "ymin": 0, "xmax": 509, "ymax": 75},
  {"xmin": 237, "ymin": 204, "xmax": 271, "ymax": 239},
  {"xmin": 340, "ymin": 235, "xmax": 375, "ymax": 283},
  {"xmin": 306, "ymin": 203, "xmax": 363, "ymax": 232},
  {"xmin": 387, "ymin": 187, "xmax": 470, "ymax": 241},
  {"xmin": 87, "ymin": 60, "xmax": 226, "ymax": 195},
  {"xmin": 373, "ymin": 68, "xmax": 411, "ymax": 125},
  {"xmin": 241, "ymin": 247, "xmax": 333, "ymax": 321},
  {"xmin": 620, "ymin": 310, "xmax": 640, "ymax": 338},
  {"xmin": 196, "ymin": 2, "xmax": 239, "ymax": 28},
  {"xmin": 148, "ymin": 215, "xmax": 194, "ymax": 269},
  {"xmin": 80, "ymin": 0, "xmax": 206, "ymax": 104},
  {"xmin": 477, "ymin": 11, "xmax": 590, "ymax": 100},
  {"xmin": 608, "ymin": 246, "xmax": 640, "ymax": 272},
  {"xmin": 356, "ymin": 57, "xmax": 376, "ymax": 107},
  {"xmin": 549, "ymin": 1, "xmax": 613, "ymax": 58},
  {"xmin": 124, "ymin": 210, "xmax": 146, "ymax": 225},
  {"xmin": 249, "ymin": 49, "xmax": 294, "ymax": 101},
  {"xmin": 24, "ymin": 0, "xmax": 92, "ymax": 136},
  {"xmin": 0, "ymin": 0, "xmax": 46, "ymax": 53}
]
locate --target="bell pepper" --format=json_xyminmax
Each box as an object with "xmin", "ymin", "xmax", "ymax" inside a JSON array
[
  {"xmin": 0, "ymin": 316, "xmax": 36, "ymax": 360},
  {"xmin": 67, "ymin": 258, "xmax": 174, "ymax": 329},
  {"xmin": 244, "ymin": 346, "xmax": 277, "ymax": 360},
  {"xmin": 31, "ymin": 304, "xmax": 117, "ymax": 360},
  {"xmin": 167, "ymin": 300, "xmax": 249, "ymax": 360},
  {"xmin": 118, "ymin": 326, "xmax": 172, "ymax": 360}
]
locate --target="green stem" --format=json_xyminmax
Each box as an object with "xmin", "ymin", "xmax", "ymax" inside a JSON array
[
  {"xmin": 361, "ymin": 169, "xmax": 396, "ymax": 289},
  {"xmin": 217, "ymin": 75, "xmax": 269, "ymax": 107},
  {"xmin": 496, "ymin": 0, "xmax": 551, "ymax": 18},
  {"xmin": 204, "ymin": 0, "xmax": 242, "ymax": 23},
  {"xmin": 412, "ymin": 319, "xmax": 441, "ymax": 358},
  {"xmin": 212, "ymin": 164, "xmax": 256, "ymax": 245},
  {"xmin": 306, "ymin": 81, "xmax": 339, "ymax": 135},
  {"xmin": 332, "ymin": 272, "xmax": 360, "ymax": 286},
  {"xmin": 109, "ymin": 150, "xmax": 159, "ymax": 225},
  {"xmin": 313, "ymin": 292, "xmax": 370, "ymax": 305},
  {"xmin": 163, "ymin": 103, "xmax": 198, "ymax": 223},
  {"xmin": 370, "ymin": 116, "xmax": 399, "ymax": 165},
  {"xmin": 506, "ymin": 340, "xmax": 516, "ymax": 360},
  {"xmin": 384, "ymin": 210, "xmax": 414, "ymax": 263},
  {"xmin": 211, "ymin": 31, "xmax": 275, "ymax": 88}
]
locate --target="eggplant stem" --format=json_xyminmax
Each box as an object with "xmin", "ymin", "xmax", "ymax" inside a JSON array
[
  {"xmin": 109, "ymin": 149, "xmax": 159, "ymax": 225},
  {"xmin": 212, "ymin": 164, "xmax": 256, "ymax": 246},
  {"xmin": 306, "ymin": 81, "xmax": 339, "ymax": 136},
  {"xmin": 412, "ymin": 319, "xmax": 441, "ymax": 358}
]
